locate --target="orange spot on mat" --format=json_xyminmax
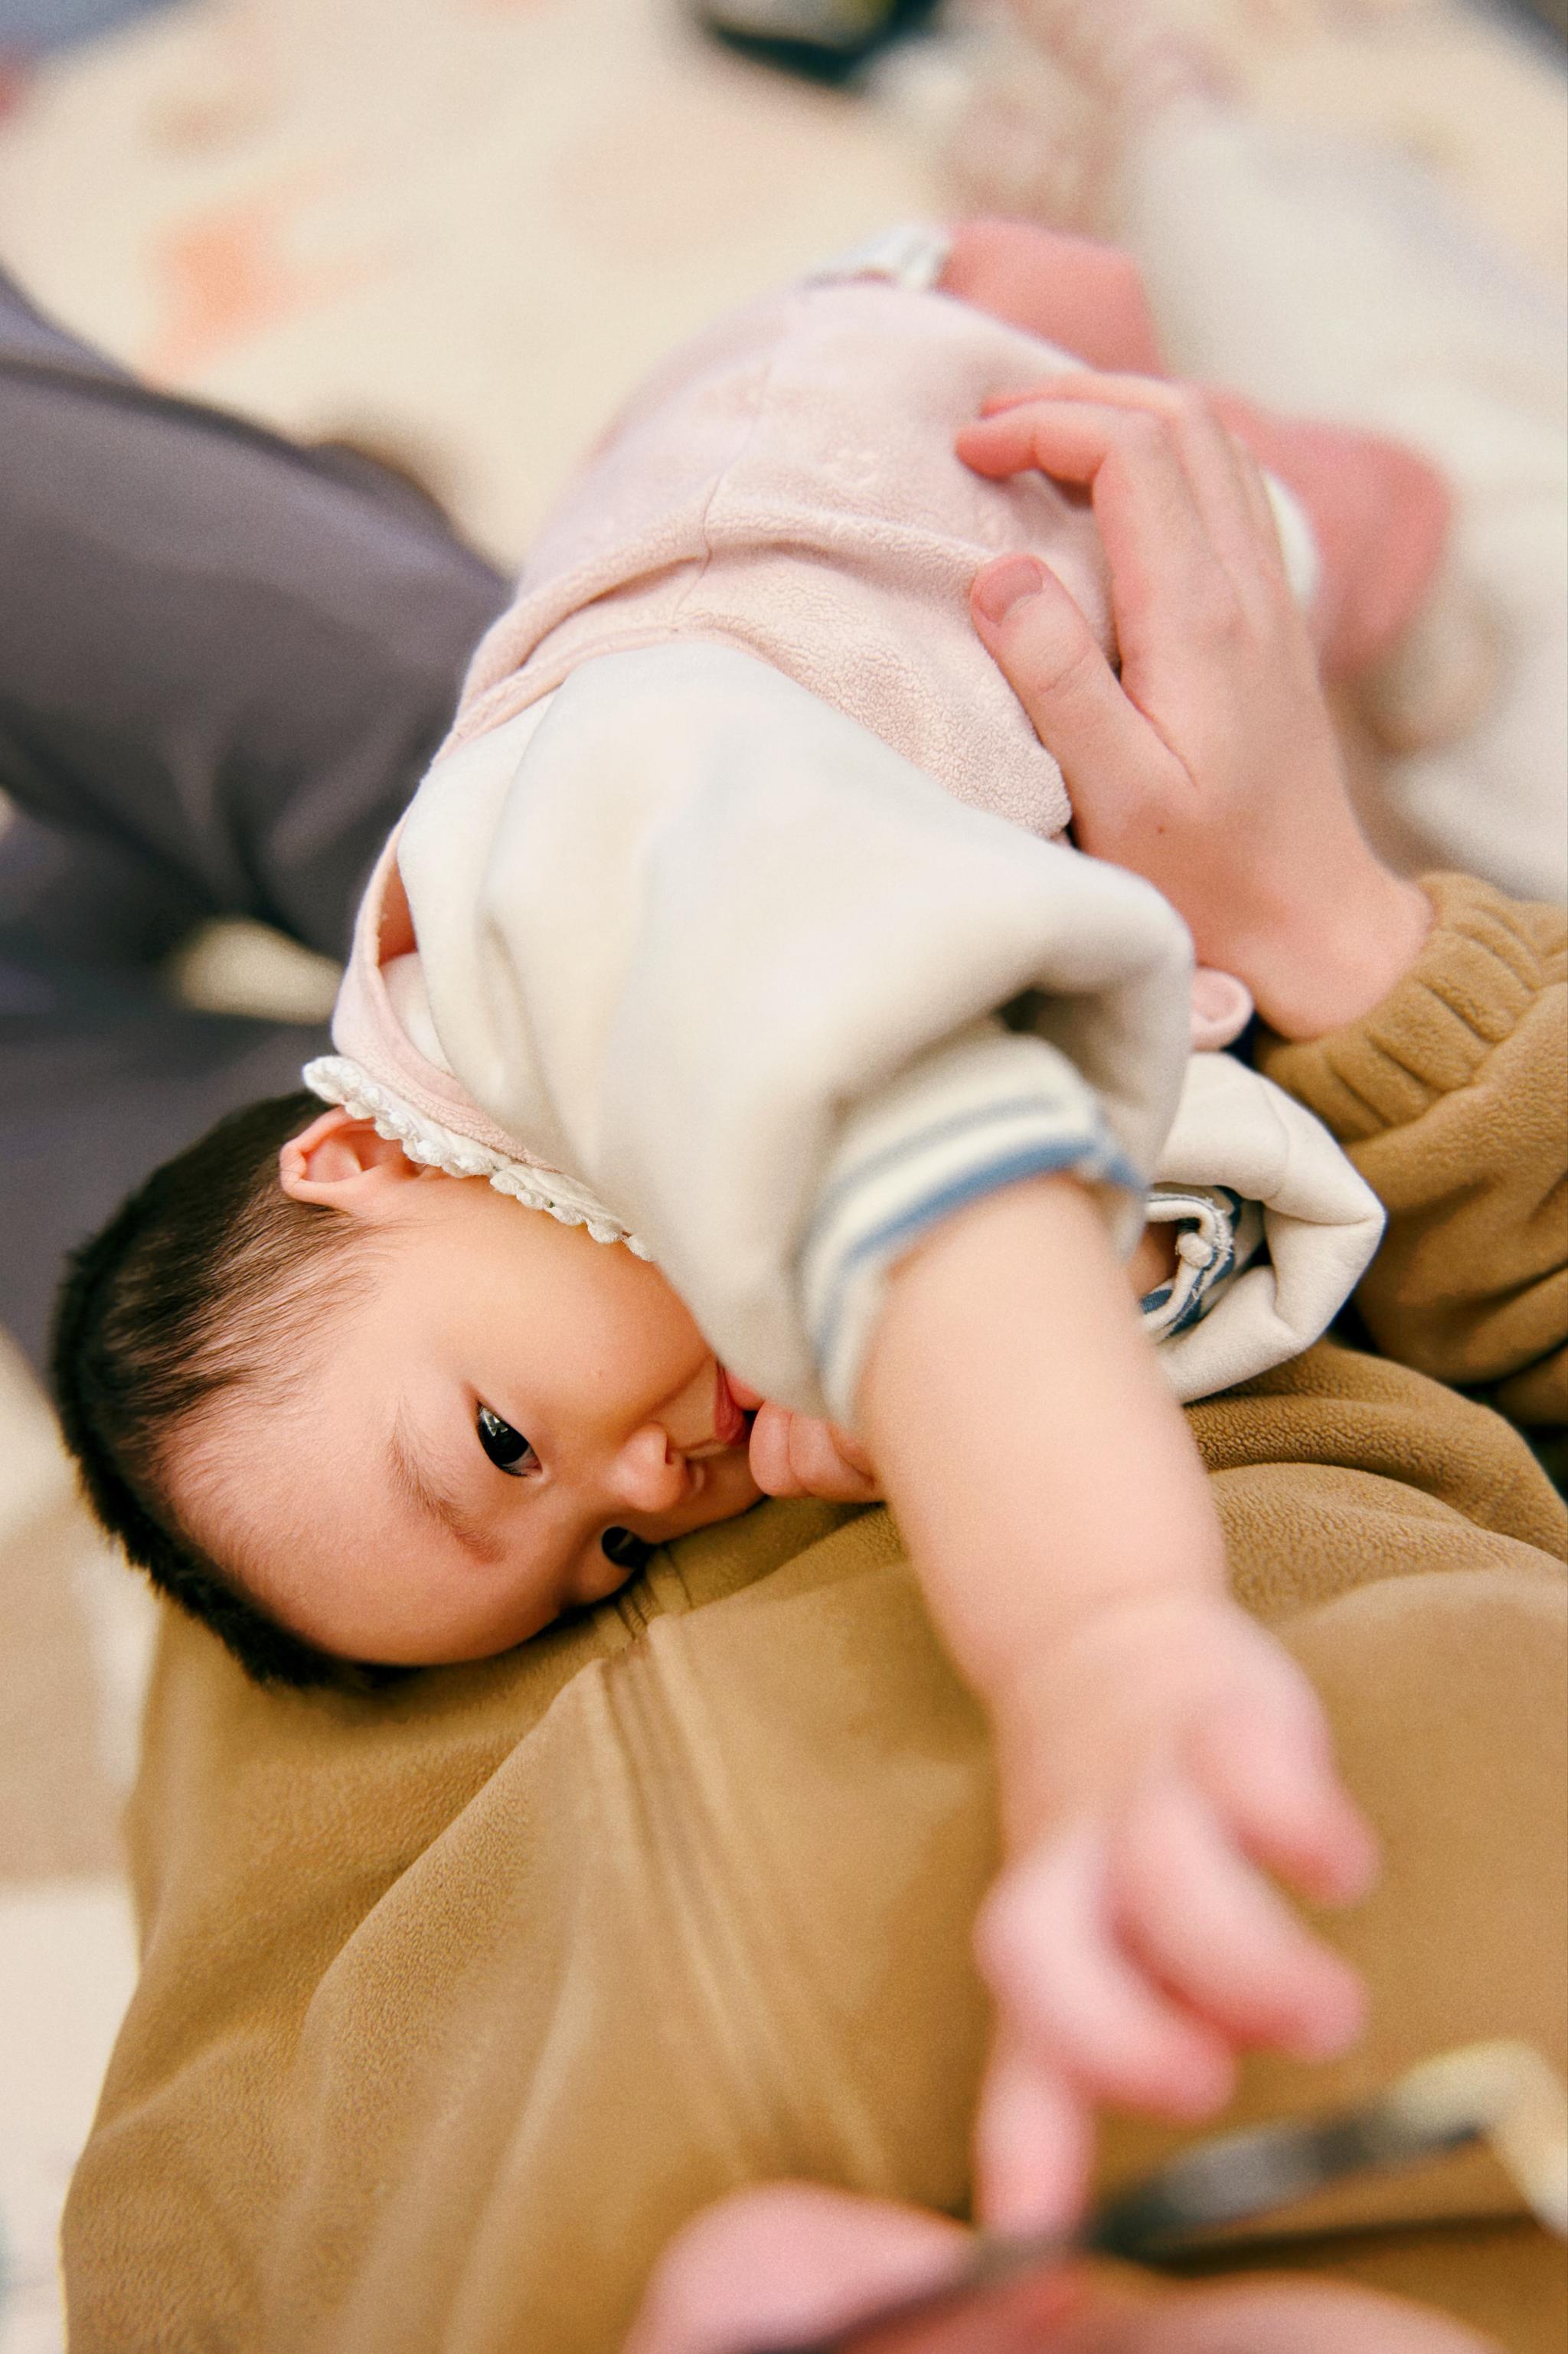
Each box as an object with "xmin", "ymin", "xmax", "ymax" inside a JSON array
[
  {"xmin": 0, "ymin": 58, "xmax": 32, "ymax": 120},
  {"xmin": 142, "ymin": 173, "xmax": 373, "ymax": 381}
]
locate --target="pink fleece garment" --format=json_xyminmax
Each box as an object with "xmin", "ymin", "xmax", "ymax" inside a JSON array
[
  {"xmin": 447, "ymin": 276, "xmax": 1114, "ymax": 832},
  {"xmin": 331, "ymin": 226, "xmax": 1449, "ymax": 1156}
]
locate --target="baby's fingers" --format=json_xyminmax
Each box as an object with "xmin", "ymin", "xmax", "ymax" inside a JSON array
[
  {"xmin": 974, "ymin": 2035, "xmax": 1094, "ymax": 2235},
  {"xmin": 747, "ymin": 1401, "xmax": 879, "ymax": 1501},
  {"xmin": 977, "ymin": 1819, "xmax": 1234, "ymax": 2121},
  {"xmin": 1112, "ymin": 1777, "xmax": 1366, "ymax": 2062},
  {"xmin": 1195, "ymin": 1695, "xmax": 1380, "ymax": 1909},
  {"xmin": 747, "ymin": 1401, "xmax": 805, "ymax": 1495},
  {"xmin": 787, "ymin": 1411, "xmax": 880, "ymax": 1501}
]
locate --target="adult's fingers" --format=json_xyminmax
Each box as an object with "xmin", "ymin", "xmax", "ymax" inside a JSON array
[
  {"xmin": 976, "ymin": 1820, "xmax": 1236, "ymax": 2119},
  {"xmin": 959, "ymin": 397, "xmax": 1205, "ymax": 565},
  {"xmin": 972, "ymin": 374, "xmax": 1280, "ymax": 608},
  {"xmin": 960, "ymin": 402, "xmax": 1244, "ymax": 678},
  {"xmin": 969, "ymin": 554, "xmax": 1168, "ymax": 828},
  {"xmin": 1232, "ymin": 431, "xmax": 1291, "ymax": 564},
  {"xmin": 1111, "ymin": 1777, "xmax": 1367, "ymax": 2061}
]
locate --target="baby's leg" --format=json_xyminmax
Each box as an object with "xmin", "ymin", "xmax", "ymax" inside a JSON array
[
  {"xmin": 939, "ymin": 217, "xmax": 1165, "ymax": 374},
  {"xmin": 1207, "ymin": 392, "xmax": 1453, "ymax": 683},
  {"xmin": 1103, "ymin": 90, "xmax": 1564, "ymax": 894}
]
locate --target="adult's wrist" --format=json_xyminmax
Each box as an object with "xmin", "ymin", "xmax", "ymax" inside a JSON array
[{"xmin": 1243, "ymin": 867, "xmax": 1433, "ymax": 1041}]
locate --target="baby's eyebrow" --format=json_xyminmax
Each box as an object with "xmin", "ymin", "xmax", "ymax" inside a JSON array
[{"xmin": 388, "ymin": 1408, "xmax": 501, "ymax": 1564}]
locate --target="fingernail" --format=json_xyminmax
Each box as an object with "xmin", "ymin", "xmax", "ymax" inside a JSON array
[
  {"xmin": 974, "ymin": 554, "xmax": 1045, "ymax": 625},
  {"xmin": 601, "ymin": 1527, "xmax": 652, "ymax": 1571}
]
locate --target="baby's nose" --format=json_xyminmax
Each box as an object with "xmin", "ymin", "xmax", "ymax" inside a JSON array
[{"xmin": 610, "ymin": 1424, "xmax": 690, "ymax": 1515}]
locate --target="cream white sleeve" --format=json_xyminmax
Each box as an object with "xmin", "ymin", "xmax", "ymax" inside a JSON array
[
  {"xmin": 399, "ymin": 644, "xmax": 1194, "ymax": 1421},
  {"xmin": 1149, "ymin": 1051, "xmax": 1385, "ymax": 1405}
]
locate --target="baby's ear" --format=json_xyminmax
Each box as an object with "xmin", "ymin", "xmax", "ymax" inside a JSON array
[
  {"xmin": 279, "ymin": 1108, "xmax": 416, "ymax": 1209},
  {"xmin": 1191, "ymin": 967, "xmax": 1253, "ymax": 1052}
]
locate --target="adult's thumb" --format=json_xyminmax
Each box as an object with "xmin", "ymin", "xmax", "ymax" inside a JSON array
[{"xmin": 971, "ymin": 555, "xmax": 1152, "ymax": 807}]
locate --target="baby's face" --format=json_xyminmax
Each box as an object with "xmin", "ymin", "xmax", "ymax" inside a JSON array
[{"xmin": 168, "ymin": 1115, "xmax": 763, "ymax": 1669}]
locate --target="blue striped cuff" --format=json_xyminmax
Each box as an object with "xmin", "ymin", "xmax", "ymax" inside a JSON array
[{"xmin": 801, "ymin": 1051, "xmax": 1141, "ymax": 1424}]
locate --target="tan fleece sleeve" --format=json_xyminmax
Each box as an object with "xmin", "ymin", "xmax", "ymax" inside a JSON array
[{"xmin": 1258, "ymin": 874, "xmax": 1567, "ymax": 1423}]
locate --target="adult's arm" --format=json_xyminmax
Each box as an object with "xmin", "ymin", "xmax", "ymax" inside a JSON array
[
  {"xmin": 1259, "ymin": 875, "xmax": 1567, "ymax": 1424},
  {"xmin": 0, "ymin": 267, "xmax": 507, "ymax": 1362},
  {"xmin": 0, "ymin": 267, "xmax": 505, "ymax": 958}
]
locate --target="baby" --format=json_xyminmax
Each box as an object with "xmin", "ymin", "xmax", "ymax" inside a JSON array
[
  {"xmin": 49, "ymin": 220, "xmax": 1429, "ymax": 1685},
  {"xmin": 55, "ymin": 218, "xmax": 1446, "ymax": 2220},
  {"xmin": 57, "ymin": 1061, "xmax": 1376, "ymax": 1676}
]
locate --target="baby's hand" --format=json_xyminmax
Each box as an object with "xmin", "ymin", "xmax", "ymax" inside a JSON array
[
  {"xmin": 959, "ymin": 374, "xmax": 1430, "ymax": 1041},
  {"xmin": 730, "ymin": 1377, "xmax": 882, "ymax": 1503},
  {"xmin": 975, "ymin": 1591, "xmax": 1378, "ymax": 2232}
]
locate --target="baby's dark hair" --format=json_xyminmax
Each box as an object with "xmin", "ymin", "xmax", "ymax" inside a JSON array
[{"xmin": 51, "ymin": 1091, "xmax": 407, "ymax": 1693}]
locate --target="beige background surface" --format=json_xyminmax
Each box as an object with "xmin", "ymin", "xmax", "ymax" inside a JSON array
[{"xmin": 0, "ymin": 0, "xmax": 1562, "ymax": 2346}]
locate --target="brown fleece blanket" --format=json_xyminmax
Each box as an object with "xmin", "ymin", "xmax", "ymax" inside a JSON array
[{"xmin": 64, "ymin": 879, "xmax": 1568, "ymax": 2352}]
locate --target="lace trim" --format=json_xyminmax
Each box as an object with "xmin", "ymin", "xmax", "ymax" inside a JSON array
[
  {"xmin": 805, "ymin": 222, "xmax": 953, "ymax": 293},
  {"xmin": 302, "ymin": 1057, "xmax": 652, "ymax": 1257}
]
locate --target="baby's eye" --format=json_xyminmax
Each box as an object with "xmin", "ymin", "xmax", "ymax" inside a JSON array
[{"xmin": 475, "ymin": 1404, "xmax": 538, "ymax": 1477}]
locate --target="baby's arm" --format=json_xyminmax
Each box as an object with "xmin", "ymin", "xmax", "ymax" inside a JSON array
[
  {"xmin": 744, "ymin": 1193, "xmax": 1374, "ymax": 2237},
  {"xmin": 861, "ymin": 1173, "xmax": 1374, "ymax": 2230},
  {"xmin": 919, "ymin": 376, "xmax": 1436, "ymax": 2225}
]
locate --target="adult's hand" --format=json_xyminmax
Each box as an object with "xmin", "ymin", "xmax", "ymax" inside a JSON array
[
  {"xmin": 621, "ymin": 2186, "xmax": 965, "ymax": 2354},
  {"xmin": 622, "ymin": 2182, "xmax": 1497, "ymax": 2354},
  {"xmin": 959, "ymin": 375, "xmax": 1431, "ymax": 1041}
]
